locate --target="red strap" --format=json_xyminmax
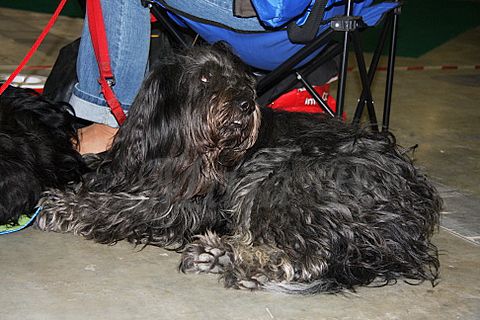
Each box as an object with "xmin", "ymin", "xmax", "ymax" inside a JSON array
[
  {"xmin": 99, "ymin": 78, "xmax": 127, "ymax": 124},
  {"xmin": 0, "ymin": 0, "xmax": 67, "ymax": 96},
  {"xmin": 86, "ymin": 0, "xmax": 126, "ymax": 125}
]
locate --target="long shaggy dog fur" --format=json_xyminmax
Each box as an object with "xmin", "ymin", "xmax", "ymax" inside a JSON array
[
  {"xmin": 36, "ymin": 46, "xmax": 442, "ymax": 294},
  {"xmin": 0, "ymin": 87, "xmax": 85, "ymax": 225}
]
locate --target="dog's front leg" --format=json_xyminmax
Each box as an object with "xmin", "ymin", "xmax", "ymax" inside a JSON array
[
  {"xmin": 35, "ymin": 189, "xmax": 181, "ymax": 246},
  {"xmin": 35, "ymin": 189, "xmax": 79, "ymax": 233},
  {"xmin": 180, "ymin": 231, "xmax": 297, "ymax": 291}
]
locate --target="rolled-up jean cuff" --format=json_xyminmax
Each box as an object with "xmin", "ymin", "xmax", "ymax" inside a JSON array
[{"xmin": 69, "ymin": 84, "xmax": 129, "ymax": 128}]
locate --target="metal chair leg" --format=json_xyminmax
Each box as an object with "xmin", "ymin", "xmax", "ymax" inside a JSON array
[
  {"xmin": 351, "ymin": 31, "xmax": 379, "ymax": 131},
  {"xmin": 335, "ymin": 0, "xmax": 354, "ymax": 118},
  {"xmin": 382, "ymin": 6, "xmax": 401, "ymax": 132},
  {"xmin": 352, "ymin": 15, "xmax": 392, "ymax": 126}
]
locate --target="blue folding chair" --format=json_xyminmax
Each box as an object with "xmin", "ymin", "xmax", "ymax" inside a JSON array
[{"xmin": 147, "ymin": 0, "xmax": 401, "ymax": 132}]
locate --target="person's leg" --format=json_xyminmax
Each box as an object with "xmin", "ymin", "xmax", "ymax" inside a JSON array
[
  {"xmin": 164, "ymin": 0, "xmax": 264, "ymax": 31},
  {"xmin": 71, "ymin": 0, "xmax": 150, "ymax": 153}
]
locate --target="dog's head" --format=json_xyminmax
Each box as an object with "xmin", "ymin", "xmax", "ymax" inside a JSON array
[
  {"xmin": 109, "ymin": 46, "xmax": 260, "ymax": 192},
  {"xmin": 0, "ymin": 87, "xmax": 86, "ymax": 185}
]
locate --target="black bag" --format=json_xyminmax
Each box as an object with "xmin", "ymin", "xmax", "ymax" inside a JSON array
[{"xmin": 43, "ymin": 38, "xmax": 80, "ymax": 103}]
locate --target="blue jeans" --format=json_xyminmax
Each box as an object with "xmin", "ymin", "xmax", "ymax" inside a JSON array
[
  {"xmin": 71, "ymin": 0, "xmax": 259, "ymax": 127},
  {"xmin": 164, "ymin": 0, "xmax": 265, "ymax": 31},
  {"xmin": 70, "ymin": 0, "xmax": 150, "ymax": 127}
]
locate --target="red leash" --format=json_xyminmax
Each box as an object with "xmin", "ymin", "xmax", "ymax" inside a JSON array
[
  {"xmin": 0, "ymin": 0, "xmax": 67, "ymax": 96},
  {"xmin": 87, "ymin": 0, "xmax": 126, "ymax": 125},
  {"xmin": 0, "ymin": 0, "xmax": 126, "ymax": 126}
]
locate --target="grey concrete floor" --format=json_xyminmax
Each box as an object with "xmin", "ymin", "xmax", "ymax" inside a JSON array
[{"xmin": 0, "ymin": 7, "xmax": 479, "ymax": 320}]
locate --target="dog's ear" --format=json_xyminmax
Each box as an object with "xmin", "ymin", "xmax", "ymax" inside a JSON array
[{"xmin": 108, "ymin": 62, "xmax": 186, "ymax": 174}]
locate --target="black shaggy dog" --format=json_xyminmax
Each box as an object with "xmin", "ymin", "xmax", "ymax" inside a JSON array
[
  {"xmin": 0, "ymin": 87, "xmax": 85, "ymax": 226},
  {"xmin": 36, "ymin": 46, "xmax": 442, "ymax": 294}
]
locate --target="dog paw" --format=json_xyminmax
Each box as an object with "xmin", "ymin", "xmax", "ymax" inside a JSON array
[
  {"xmin": 180, "ymin": 242, "xmax": 233, "ymax": 274},
  {"xmin": 34, "ymin": 210, "xmax": 51, "ymax": 231}
]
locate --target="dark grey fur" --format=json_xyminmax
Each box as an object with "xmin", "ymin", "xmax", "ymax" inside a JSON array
[
  {"xmin": 0, "ymin": 87, "xmax": 85, "ymax": 226},
  {"xmin": 36, "ymin": 46, "xmax": 441, "ymax": 294}
]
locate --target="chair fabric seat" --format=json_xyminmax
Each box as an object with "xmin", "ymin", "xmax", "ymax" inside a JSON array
[{"xmin": 158, "ymin": 0, "xmax": 399, "ymax": 70}]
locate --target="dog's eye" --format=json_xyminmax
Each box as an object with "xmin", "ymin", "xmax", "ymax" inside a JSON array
[
  {"xmin": 238, "ymin": 100, "xmax": 254, "ymax": 113},
  {"xmin": 200, "ymin": 72, "xmax": 213, "ymax": 83}
]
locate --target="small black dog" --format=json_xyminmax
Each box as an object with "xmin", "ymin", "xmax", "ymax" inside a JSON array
[
  {"xmin": 0, "ymin": 86, "xmax": 85, "ymax": 226},
  {"xmin": 37, "ymin": 46, "xmax": 442, "ymax": 294}
]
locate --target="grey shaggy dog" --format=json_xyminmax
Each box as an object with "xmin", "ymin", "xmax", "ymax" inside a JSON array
[{"xmin": 36, "ymin": 46, "xmax": 442, "ymax": 294}]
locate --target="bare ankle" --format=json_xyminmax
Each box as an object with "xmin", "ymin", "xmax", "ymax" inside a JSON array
[{"xmin": 77, "ymin": 123, "xmax": 119, "ymax": 155}]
